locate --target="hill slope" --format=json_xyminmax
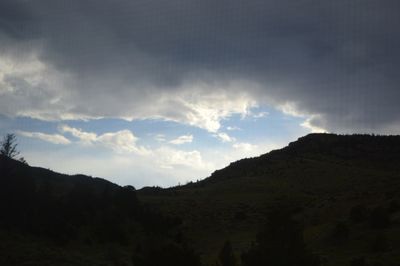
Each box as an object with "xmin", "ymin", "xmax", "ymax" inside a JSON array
[
  {"xmin": 0, "ymin": 155, "xmax": 190, "ymax": 266},
  {"xmin": 1, "ymin": 133, "xmax": 400, "ymax": 265},
  {"xmin": 138, "ymin": 134, "xmax": 400, "ymax": 266}
]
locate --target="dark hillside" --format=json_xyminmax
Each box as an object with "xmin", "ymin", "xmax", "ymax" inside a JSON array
[
  {"xmin": 0, "ymin": 155, "xmax": 192, "ymax": 265},
  {"xmin": 205, "ymin": 134, "xmax": 400, "ymax": 183},
  {"xmin": 138, "ymin": 134, "xmax": 400, "ymax": 266},
  {"xmin": 1, "ymin": 134, "xmax": 400, "ymax": 265}
]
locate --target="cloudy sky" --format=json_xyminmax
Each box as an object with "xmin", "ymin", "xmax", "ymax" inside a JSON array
[{"xmin": 1, "ymin": 1, "xmax": 399, "ymax": 187}]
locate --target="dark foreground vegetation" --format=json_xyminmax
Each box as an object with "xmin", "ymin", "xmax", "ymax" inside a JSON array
[
  {"xmin": 0, "ymin": 154, "xmax": 195, "ymax": 265},
  {"xmin": 1, "ymin": 133, "xmax": 400, "ymax": 265}
]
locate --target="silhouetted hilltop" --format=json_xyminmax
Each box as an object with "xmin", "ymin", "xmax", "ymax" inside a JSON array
[
  {"xmin": 286, "ymin": 133, "xmax": 400, "ymax": 160},
  {"xmin": 1, "ymin": 134, "xmax": 400, "ymax": 265},
  {"xmin": 139, "ymin": 134, "xmax": 400, "ymax": 266},
  {"xmin": 202, "ymin": 133, "xmax": 400, "ymax": 183},
  {"xmin": 0, "ymin": 154, "xmax": 120, "ymax": 196},
  {"xmin": 0, "ymin": 155, "xmax": 193, "ymax": 265},
  {"xmin": 0, "ymin": 154, "xmax": 142, "ymax": 244}
]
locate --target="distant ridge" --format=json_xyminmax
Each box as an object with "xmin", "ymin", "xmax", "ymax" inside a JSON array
[
  {"xmin": 1, "ymin": 134, "xmax": 400, "ymax": 265},
  {"xmin": 0, "ymin": 154, "xmax": 185, "ymax": 265},
  {"xmin": 0, "ymin": 153, "xmax": 120, "ymax": 196},
  {"xmin": 201, "ymin": 133, "xmax": 400, "ymax": 183},
  {"xmin": 138, "ymin": 133, "xmax": 400, "ymax": 265}
]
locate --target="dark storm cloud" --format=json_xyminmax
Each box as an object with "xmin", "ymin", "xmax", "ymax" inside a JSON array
[{"xmin": 1, "ymin": 0, "xmax": 400, "ymax": 132}]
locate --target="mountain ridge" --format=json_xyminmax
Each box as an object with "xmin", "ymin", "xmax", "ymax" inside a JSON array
[
  {"xmin": 1, "ymin": 133, "xmax": 400, "ymax": 265},
  {"xmin": 138, "ymin": 133, "xmax": 400, "ymax": 266},
  {"xmin": 176, "ymin": 133, "xmax": 400, "ymax": 187}
]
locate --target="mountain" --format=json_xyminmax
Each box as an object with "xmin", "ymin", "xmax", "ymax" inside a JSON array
[
  {"xmin": 1, "ymin": 133, "xmax": 400, "ymax": 266},
  {"xmin": 138, "ymin": 134, "xmax": 400, "ymax": 266},
  {"xmin": 0, "ymin": 155, "xmax": 194, "ymax": 266}
]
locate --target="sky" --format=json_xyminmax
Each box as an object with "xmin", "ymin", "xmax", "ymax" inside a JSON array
[{"xmin": 0, "ymin": 1, "xmax": 399, "ymax": 188}]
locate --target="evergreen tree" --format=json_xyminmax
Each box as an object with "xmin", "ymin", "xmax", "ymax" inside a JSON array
[
  {"xmin": 0, "ymin": 133, "xmax": 20, "ymax": 159},
  {"xmin": 0, "ymin": 133, "xmax": 27, "ymax": 164}
]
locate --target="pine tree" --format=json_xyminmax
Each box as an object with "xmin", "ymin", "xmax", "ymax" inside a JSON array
[{"xmin": 0, "ymin": 134, "xmax": 20, "ymax": 159}]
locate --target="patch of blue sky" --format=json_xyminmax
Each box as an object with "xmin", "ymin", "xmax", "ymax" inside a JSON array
[
  {"xmin": 62, "ymin": 118, "xmax": 227, "ymax": 151},
  {"xmin": 0, "ymin": 115, "xmax": 57, "ymax": 135},
  {"xmin": 220, "ymin": 105, "xmax": 310, "ymax": 144},
  {"xmin": 0, "ymin": 116, "xmax": 62, "ymax": 153},
  {"xmin": 0, "ymin": 105, "xmax": 311, "ymax": 163},
  {"xmin": 67, "ymin": 118, "xmax": 190, "ymax": 141},
  {"xmin": 0, "ymin": 107, "xmax": 314, "ymax": 187}
]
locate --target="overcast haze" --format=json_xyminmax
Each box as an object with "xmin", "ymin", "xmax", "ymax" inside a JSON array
[{"xmin": 1, "ymin": 1, "xmax": 399, "ymax": 187}]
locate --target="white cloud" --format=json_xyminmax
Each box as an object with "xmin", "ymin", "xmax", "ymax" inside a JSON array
[
  {"xmin": 2, "ymin": 1, "xmax": 400, "ymax": 135},
  {"xmin": 18, "ymin": 125, "xmax": 292, "ymax": 188},
  {"xmin": 214, "ymin": 132, "xmax": 236, "ymax": 143},
  {"xmin": 278, "ymin": 102, "xmax": 304, "ymax": 118},
  {"xmin": 278, "ymin": 103, "xmax": 327, "ymax": 133},
  {"xmin": 57, "ymin": 125, "xmax": 208, "ymax": 171},
  {"xmin": 0, "ymin": 55, "xmax": 258, "ymax": 133},
  {"xmin": 96, "ymin": 130, "xmax": 149, "ymax": 154},
  {"xmin": 156, "ymin": 147, "xmax": 210, "ymax": 170},
  {"xmin": 20, "ymin": 125, "xmax": 214, "ymax": 186},
  {"xmin": 169, "ymin": 134, "xmax": 193, "ymax": 145},
  {"xmin": 167, "ymin": 88, "xmax": 257, "ymax": 132},
  {"xmin": 233, "ymin": 142, "xmax": 258, "ymax": 152},
  {"xmin": 252, "ymin": 111, "xmax": 268, "ymax": 119},
  {"xmin": 301, "ymin": 117, "xmax": 327, "ymax": 133},
  {"xmin": 59, "ymin": 125, "xmax": 97, "ymax": 144},
  {"xmin": 18, "ymin": 131, "xmax": 71, "ymax": 145},
  {"xmin": 59, "ymin": 125, "xmax": 149, "ymax": 155},
  {"xmin": 23, "ymin": 146, "xmax": 214, "ymax": 188}
]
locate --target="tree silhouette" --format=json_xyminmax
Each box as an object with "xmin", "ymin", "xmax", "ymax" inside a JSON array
[
  {"xmin": 0, "ymin": 133, "xmax": 20, "ymax": 159},
  {"xmin": 0, "ymin": 133, "xmax": 27, "ymax": 164}
]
